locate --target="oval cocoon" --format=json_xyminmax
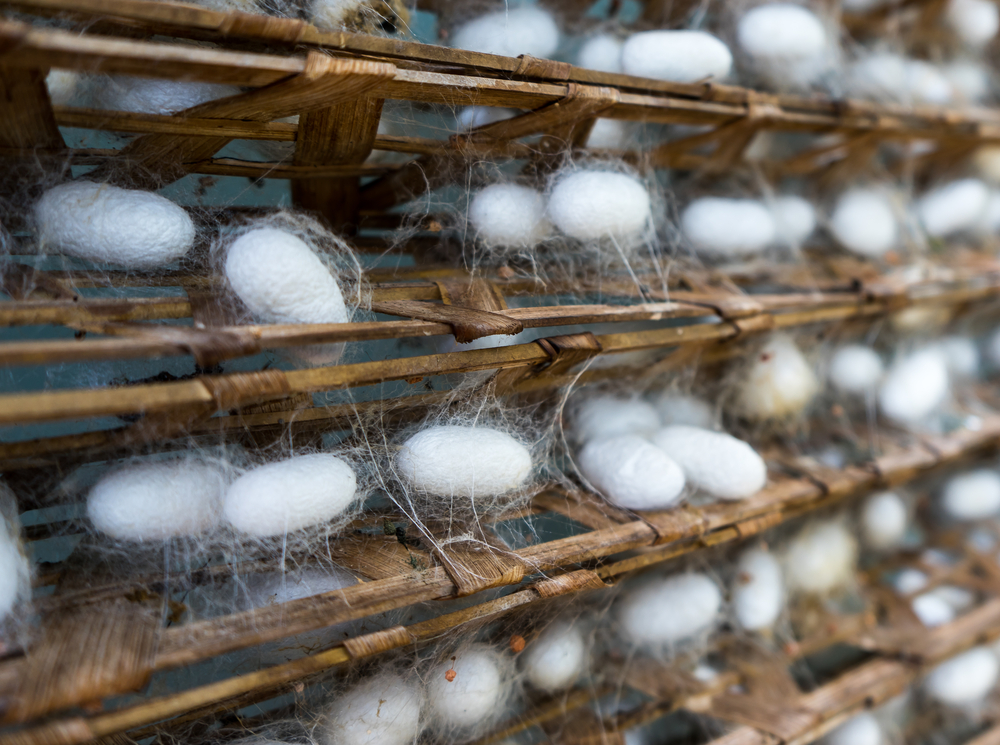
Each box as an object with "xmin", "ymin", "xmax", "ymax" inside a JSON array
[
  {"xmin": 941, "ymin": 470, "xmax": 1000, "ymax": 521},
  {"xmin": 521, "ymin": 620, "xmax": 587, "ymax": 693},
  {"xmin": 396, "ymin": 425, "xmax": 531, "ymax": 498},
  {"xmin": 621, "ymin": 31, "xmax": 732, "ymax": 83},
  {"xmin": 35, "ymin": 181, "xmax": 195, "ymax": 268},
  {"xmin": 771, "ymin": 195, "xmax": 816, "ymax": 245},
  {"xmin": 925, "ymin": 647, "xmax": 999, "ymax": 705},
  {"xmin": 578, "ymin": 434, "xmax": 686, "ymax": 511},
  {"xmin": 946, "ymin": 0, "xmax": 999, "ymax": 46},
  {"xmin": 225, "ymin": 228, "xmax": 348, "ymax": 325},
  {"xmin": 319, "ymin": 673, "xmax": 423, "ymax": 745},
  {"xmin": 861, "ymin": 491, "xmax": 907, "ymax": 549},
  {"xmin": 652, "ymin": 426, "xmax": 766, "ymax": 500},
  {"xmin": 737, "ymin": 4, "xmax": 828, "ymax": 88},
  {"xmin": 785, "ymin": 521, "xmax": 857, "ymax": 594},
  {"xmin": 573, "ymin": 395, "xmax": 661, "ymax": 444},
  {"xmin": 736, "ymin": 335, "xmax": 819, "ymax": 420},
  {"xmin": 619, "ymin": 573, "xmax": 722, "ymax": 647},
  {"xmin": 547, "ymin": 170, "xmax": 651, "ymax": 243},
  {"xmin": 733, "ymin": 548, "xmax": 784, "ymax": 631},
  {"xmin": 913, "ymin": 591, "xmax": 955, "ymax": 627},
  {"xmin": 450, "ymin": 7, "xmax": 559, "ymax": 59},
  {"xmin": 829, "ymin": 345, "xmax": 883, "ymax": 395},
  {"xmin": 681, "ymin": 198, "xmax": 776, "ymax": 258},
  {"xmin": 88, "ymin": 460, "xmax": 226, "ymax": 541},
  {"xmin": 878, "ymin": 348, "xmax": 949, "ymax": 424},
  {"xmin": 427, "ymin": 645, "xmax": 508, "ymax": 730},
  {"xmin": 578, "ymin": 33, "xmax": 623, "ymax": 73},
  {"xmin": 829, "ymin": 188, "xmax": 898, "ymax": 258},
  {"xmin": 469, "ymin": 183, "xmax": 551, "ymax": 248},
  {"xmin": 918, "ymin": 178, "xmax": 990, "ymax": 238},
  {"xmin": 826, "ymin": 713, "xmax": 882, "ymax": 745},
  {"xmin": 224, "ymin": 454, "xmax": 357, "ymax": 536}
]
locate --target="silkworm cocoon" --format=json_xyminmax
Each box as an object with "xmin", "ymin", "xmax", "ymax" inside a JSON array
[
  {"xmin": 784, "ymin": 521, "xmax": 857, "ymax": 594},
  {"xmin": 771, "ymin": 195, "xmax": 816, "ymax": 245},
  {"xmin": 619, "ymin": 573, "xmax": 722, "ymax": 647},
  {"xmin": 937, "ymin": 336, "xmax": 979, "ymax": 378},
  {"xmin": 861, "ymin": 492, "xmax": 907, "ymax": 550},
  {"xmin": 450, "ymin": 7, "xmax": 559, "ymax": 59},
  {"xmin": 918, "ymin": 178, "xmax": 990, "ymax": 238},
  {"xmin": 586, "ymin": 119, "xmax": 631, "ymax": 149},
  {"xmin": 396, "ymin": 425, "xmax": 531, "ymax": 498},
  {"xmin": 621, "ymin": 31, "xmax": 732, "ymax": 83},
  {"xmin": 904, "ymin": 60, "xmax": 954, "ymax": 105},
  {"xmin": 944, "ymin": 60, "xmax": 991, "ymax": 104},
  {"xmin": 829, "ymin": 188, "xmax": 898, "ymax": 258},
  {"xmin": 0, "ymin": 523, "xmax": 29, "ymax": 621},
  {"xmin": 87, "ymin": 460, "xmax": 226, "ymax": 541},
  {"xmin": 681, "ymin": 198, "xmax": 776, "ymax": 258},
  {"xmin": 946, "ymin": 0, "xmax": 999, "ymax": 46},
  {"xmin": 941, "ymin": 470, "xmax": 1000, "ymax": 521},
  {"xmin": 578, "ymin": 434, "xmax": 686, "ymax": 511},
  {"xmin": 577, "ymin": 33, "xmax": 623, "ymax": 73},
  {"xmin": 913, "ymin": 591, "xmax": 955, "ymax": 627},
  {"xmin": 547, "ymin": 170, "xmax": 651, "ymax": 243},
  {"xmin": 736, "ymin": 334, "xmax": 819, "ymax": 420},
  {"xmin": 319, "ymin": 673, "xmax": 423, "ymax": 745},
  {"xmin": 655, "ymin": 394, "xmax": 715, "ymax": 429},
  {"xmin": 469, "ymin": 184, "xmax": 551, "ymax": 248},
  {"xmin": 35, "ymin": 182, "xmax": 195, "ymax": 268},
  {"xmin": 46, "ymin": 70, "xmax": 78, "ymax": 106},
  {"xmin": 521, "ymin": 620, "xmax": 587, "ymax": 693},
  {"xmin": 925, "ymin": 647, "xmax": 999, "ymax": 706},
  {"xmin": 878, "ymin": 348, "xmax": 949, "ymax": 425},
  {"xmin": 825, "ymin": 713, "xmax": 882, "ymax": 745},
  {"xmin": 427, "ymin": 645, "xmax": 509, "ymax": 730},
  {"xmin": 894, "ymin": 568, "xmax": 928, "ymax": 595},
  {"xmin": 456, "ymin": 106, "xmax": 519, "ymax": 131},
  {"xmin": 651, "ymin": 426, "xmax": 766, "ymax": 500},
  {"xmin": 573, "ymin": 396, "xmax": 661, "ymax": 444},
  {"xmin": 847, "ymin": 54, "xmax": 950, "ymax": 105},
  {"xmin": 94, "ymin": 75, "xmax": 237, "ymax": 115},
  {"xmin": 829, "ymin": 345, "xmax": 883, "ymax": 395},
  {"xmin": 736, "ymin": 4, "xmax": 828, "ymax": 89},
  {"xmin": 243, "ymin": 566, "xmax": 356, "ymax": 609},
  {"xmin": 223, "ymin": 454, "xmax": 357, "ymax": 536},
  {"xmin": 732, "ymin": 548, "xmax": 784, "ymax": 631}
]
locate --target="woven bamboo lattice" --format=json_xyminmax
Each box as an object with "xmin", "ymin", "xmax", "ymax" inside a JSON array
[{"xmin": 3, "ymin": 0, "xmax": 1000, "ymax": 744}]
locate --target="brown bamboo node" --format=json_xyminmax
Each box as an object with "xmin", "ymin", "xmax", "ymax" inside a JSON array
[
  {"xmin": 215, "ymin": 10, "xmax": 308, "ymax": 42},
  {"xmin": 342, "ymin": 625, "xmax": 413, "ymax": 659},
  {"xmin": 369, "ymin": 299, "xmax": 523, "ymax": 344},
  {"xmin": 531, "ymin": 569, "xmax": 607, "ymax": 599}
]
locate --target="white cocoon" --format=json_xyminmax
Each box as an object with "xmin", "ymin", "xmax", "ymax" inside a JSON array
[
  {"xmin": 578, "ymin": 434, "xmax": 686, "ymax": 511},
  {"xmin": 93, "ymin": 75, "xmax": 237, "ymax": 115},
  {"xmin": 586, "ymin": 119, "xmax": 631, "ymax": 149},
  {"xmin": 35, "ymin": 181, "xmax": 195, "ymax": 268},
  {"xmin": 319, "ymin": 673, "xmax": 423, "ymax": 745},
  {"xmin": 829, "ymin": 188, "xmax": 898, "ymax": 258},
  {"xmin": 937, "ymin": 336, "xmax": 979, "ymax": 378},
  {"xmin": 573, "ymin": 396, "xmax": 661, "ymax": 444},
  {"xmin": 736, "ymin": 334, "xmax": 819, "ymax": 420},
  {"xmin": 925, "ymin": 647, "xmax": 999, "ymax": 706},
  {"xmin": 785, "ymin": 521, "xmax": 857, "ymax": 594},
  {"xmin": 733, "ymin": 548, "xmax": 784, "ymax": 631},
  {"xmin": 578, "ymin": 33, "xmax": 624, "ymax": 73},
  {"xmin": 450, "ymin": 7, "xmax": 559, "ymax": 59},
  {"xmin": 655, "ymin": 394, "xmax": 715, "ymax": 429},
  {"xmin": 913, "ymin": 592, "xmax": 954, "ymax": 627},
  {"xmin": 547, "ymin": 170, "xmax": 651, "ymax": 243},
  {"xmin": 46, "ymin": 70, "xmax": 78, "ymax": 106},
  {"xmin": 0, "ymin": 526, "xmax": 28, "ymax": 621},
  {"xmin": 521, "ymin": 620, "xmax": 587, "ymax": 693},
  {"xmin": 87, "ymin": 460, "xmax": 226, "ymax": 541},
  {"xmin": 941, "ymin": 470, "xmax": 1000, "ymax": 521},
  {"xmin": 395, "ymin": 425, "xmax": 532, "ymax": 498},
  {"xmin": 737, "ymin": 4, "xmax": 828, "ymax": 88},
  {"xmin": 894, "ymin": 568, "xmax": 928, "ymax": 595},
  {"xmin": 469, "ymin": 183, "xmax": 551, "ymax": 248},
  {"xmin": 621, "ymin": 31, "xmax": 732, "ymax": 83},
  {"xmin": 619, "ymin": 573, "xmax": 722, "ymax": 647},
  {"xmin": 848, "ymin": 53, "xmax": 952, "ymax": 105},
  {"xmin": 652, "ymin": 426, "xmax": 766, "ymax": 500},
  {"xmin": 225, "ymin": 228, "xmax": 348, "ymax": 325},
  {"xmin": 456, "ymin": 106, "xmax": 519, "ymax": 131},
  {"xmin": 771, "ymin": 195, "xmax": 816, "ymax": 245},
  {"xmin": 878, "ymin": 348, "xmax": 949, "ymax": 425},
  {"xmin": 825, "ymin": 713, "xmax": 882, "ymax": 745},
  {"xmin": 681, "ymin": 198, "xmax": 776, "ymax": 258},
  {"xmin": 427, "ymin": 645, "xmax": 508, "ymax": 730},
  {"xmin": 946, "ymin": 0, "xmax": 999, "ymax": 47},
  {"xmin": 829, "ymin": 344, "xmax": 884, "ymax": 395},
  {"xmin": 918, "ymin": 178, "xmax": 990, "ymax": 238},
  {"xmin": 945, "ymin": 60, "xmax": 991, "ymax": 104},
  {"xmin": 242, "ymin": 566, "xmax": 356, "ymax": 609},
  {"xmin": 861, "ymin": 492, "xmax": 907, "ymax": 550},
  {"xmin": 224, "ymin": 454, "xmax": 357, "ymax": 536}
]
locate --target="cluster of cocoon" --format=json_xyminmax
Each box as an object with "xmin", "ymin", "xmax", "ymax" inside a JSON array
[
  {"xmin": 924, "ymin": 646, "xmax": 999, "ymax": 706},
  {"xmin": 547, "ymin": 170, "xmax": 652, "ymax": 244},
  {"xmin": 735, "ymin": 334, "xmax": 819, "ymax": 420},
  {"xmin": 917, "ymin": 178, "xmax": 991, "ymax": 238},
  {"xmin": 829, "ymin": 344, "xmax": 884, "ymax": 395},
  {"xmin": 520, "ymin": 619, "xmax": 588, "ymax": 693},
  {"xmin": 87, "ymin": 459, "xmax": 228, "ymax": 541},
  {"xmin": 861, "ymin": 492, "xmax": 908, "ymax": 550},
  {"xmin": 940, "ymin": 469, "xmax": 1000, "ymax": 521},
  {"xmin": 319, "ymin": 672, "xmax": 423, "ymax": 745},
  {"xmin": 732, "ymin": 547, "xmax": 784, "ymax": 631},
  {"xmin": 395, "ymin": 425, "xmax": 532, "ymax": 499},
  {"xmin": 621, "ymin": 31, "xmax": 732, "ymax": 83},
  {"xmin": 426, "ymin": 645, "xmax": 510, "ymax": 732},
  {"xmin": 468, "ymin": 183, "xmax": 552, "ymax": 249},
  {"xmin": 784, "ymin": 520, "xmax": 857, "ymax": 595},
  {"xmin": 35, "ymin": 182, "xmax": 196, "ymax": 269},
  {"xmin": 224, "ymin": 454, "xmax": 358, "ymax": 537},
  {"xmin": 0, "ymin": 513, "xmax": 29, "ymax": 623},
  {"xmin": 93, "ymin": 75, "xmax": 237, "ymax": 115},
  {"xmin": 825, "ymin": 712, "xmax": 882, "ymax": 745},
  {"xmin": 878, "ymin": 347, "xmax": 949, "ymax": 425},
  {"xmin": 829, "ymin": 187, "xmax": 898, "ymax": 258},
  {"xmin": 736, "ymin": 3, "xmax": 830, "ymax": 90},
  {"xmin": 618, "ymin": 573, "xmax": 722, "ymax": 648},
  {"xmin": 449, "ymin": 6, "xmax": 559, "ymax": 59}
]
